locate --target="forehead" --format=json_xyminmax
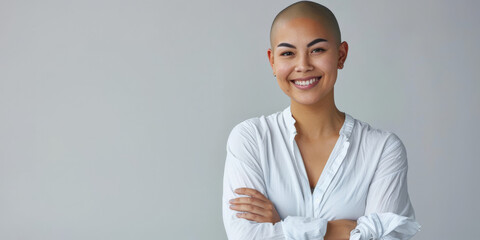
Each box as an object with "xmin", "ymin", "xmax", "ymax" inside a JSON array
[
  {"xmin": 271, "ymin": 17, "xmax": 335, "ymax": 47},
  {"xmin": 272, "ymin": 17, "xmax": 333, "ymax": 45}
]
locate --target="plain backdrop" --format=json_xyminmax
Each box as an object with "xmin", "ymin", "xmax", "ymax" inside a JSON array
[{"xmin": 1, "ymin": 0, "xmax": 479, "ymax": 239}]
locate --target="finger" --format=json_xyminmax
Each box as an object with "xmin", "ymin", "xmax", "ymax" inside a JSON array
[
  {"xmin": 230, "ymin": 197, "xmax": 267, "ymax": 208},
  {"xmin": 230, "ymin": 204, "xmax": 267, "ymax": 217},
  {"xmin": 234, "ymin": 188, "xmax": 268, "ymax": 201},
  {"xmin": 236, "ymin": 212, "xmax": 265, "ymax": 223}
]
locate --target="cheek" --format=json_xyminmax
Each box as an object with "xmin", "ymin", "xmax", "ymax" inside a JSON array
[
  {"xmin": 313, "ymin": 57, "xmax": 338, "ymax": 71},
  {"xmin": 274, "ymin": 64, "xmax": 292, "ymax": 93},
  {"xmin": 274, "ymin": 60, "xmax": 293, "ymax": 77},
  {"xmin": 276, "ymin": 76, "xmax": 291, "ymax": 93},
  {"xmin": 276, "ymin": 67, "xmax": 291, "ymax": 78}
]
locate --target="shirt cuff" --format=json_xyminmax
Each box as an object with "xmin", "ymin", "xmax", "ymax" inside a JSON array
[
  {"xmin": 281, "ymin": 216, "xmax": 328, "ymax": 240},
  {"xmin": 350, "ymin": 212, "xmax": 421, "ymax": 240}
]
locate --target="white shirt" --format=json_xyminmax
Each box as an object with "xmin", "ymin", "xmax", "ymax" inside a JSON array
[{"xmin": 222, "ymin": 106, "xmax": 421, "ymax": 240}]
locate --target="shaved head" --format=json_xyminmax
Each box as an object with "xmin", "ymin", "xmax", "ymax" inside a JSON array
[{"xmin": 270, "ymin": 1, "xmax": 341, "ymax": 48}]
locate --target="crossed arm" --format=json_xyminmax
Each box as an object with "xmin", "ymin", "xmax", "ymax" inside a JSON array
[{"xmin": 229, "ymin": 187, "xmax": 356, "ymax": 240}]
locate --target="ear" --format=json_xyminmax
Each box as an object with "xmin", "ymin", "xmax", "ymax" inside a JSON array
[
  {"xmin": 337, "ymin": 41, "xmax": 349, "ymax": 69},
  {"xmin": 267, "ymin": 48, "xmax": 275, "ymax": 75}
]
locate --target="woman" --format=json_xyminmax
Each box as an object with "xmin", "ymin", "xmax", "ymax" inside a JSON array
[{"xmin": 222, "ymin": 1, "xmax": 421, "ymax": 239}]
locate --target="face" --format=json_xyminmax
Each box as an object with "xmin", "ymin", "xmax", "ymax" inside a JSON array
[{"xmin": 268, "ymin": 17, "xmax": 348, "ymax": 106}]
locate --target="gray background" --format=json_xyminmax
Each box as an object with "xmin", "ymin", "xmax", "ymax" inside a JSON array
[{"xmin": 1, "ymin": 0, "xmax": 479, "ymax": 239}]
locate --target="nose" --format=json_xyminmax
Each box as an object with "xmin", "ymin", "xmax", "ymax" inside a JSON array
[{"xmin": 294, "ymin": 54, "xmax": 314, "ymax": 72}]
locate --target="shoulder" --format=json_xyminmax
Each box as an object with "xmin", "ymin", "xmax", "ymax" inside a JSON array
[
  {"xmin": 351, "ymin": 117, "xmax": 405, "ymax": 153},
  {"xmin": 225, "ymin": 111, "xmax": 282, "ymax": 169},
  {"xmin": 227, "ymin": 117, "xmax": 262, "ymax": 143},
  {"xmin": 227, "ymin": 110, "xmax": 283, "ymax": 145},
  {"xmin": 350, "ymin": 116, "xmax": 408, "ymax": 172}
]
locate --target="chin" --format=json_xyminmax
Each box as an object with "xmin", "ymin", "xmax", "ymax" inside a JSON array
[{"xmin": 292, "ymin": 96, "xmax": 323, "ymax": 106}]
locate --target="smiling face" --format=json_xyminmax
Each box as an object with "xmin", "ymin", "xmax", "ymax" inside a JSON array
[{"xmin": 268, "ymin": 17, "xmax": 348, "ymax": 106}]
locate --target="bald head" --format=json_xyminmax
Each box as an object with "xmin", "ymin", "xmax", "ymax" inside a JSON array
[{"xmin": 270, "ymin": 1, "xmax": 341, "ymax": 48}]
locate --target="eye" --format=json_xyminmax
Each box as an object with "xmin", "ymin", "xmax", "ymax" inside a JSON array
[
  {"xmin": 280, "ymin": 51, "xmax": 294, "ymax": 56},
  {"xmin": 312, "ymin": 48, "xmax": 326, "ymax": 53}
]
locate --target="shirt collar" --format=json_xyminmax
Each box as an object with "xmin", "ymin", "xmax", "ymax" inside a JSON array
[{"xmin": 282, "ymin": 105, "xmax": 354, "ymax": 141}]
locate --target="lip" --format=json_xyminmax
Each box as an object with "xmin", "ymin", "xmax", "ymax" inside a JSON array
[{"xmin": 290, "ymin": 76, "xmax": 321, "ymax": 90}]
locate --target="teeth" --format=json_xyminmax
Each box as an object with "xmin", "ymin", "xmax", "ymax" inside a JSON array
[{"xmin": 294, "ymin": 78, "xmax": 318, "ymax": 86}]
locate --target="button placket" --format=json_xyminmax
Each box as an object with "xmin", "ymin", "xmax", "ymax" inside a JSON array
[{"xmin": 313, "ymin": 140, "xmax": 351, "ymax": 216}]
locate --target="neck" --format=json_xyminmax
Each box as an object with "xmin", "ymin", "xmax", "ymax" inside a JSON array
[{"xmin": 290, "ymin": 90, "xmax": 345, "ymax": 140}]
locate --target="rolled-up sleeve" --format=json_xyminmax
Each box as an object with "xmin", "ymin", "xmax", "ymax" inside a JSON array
[
  {"xmin": 350, "ymin": 133, "xmax": 421, "ymax": 240},
  {"xmin": 223, "ymin": 121, "xmax": 329, "ymax": 240}
]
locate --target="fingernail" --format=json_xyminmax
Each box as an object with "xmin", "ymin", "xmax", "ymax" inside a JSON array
[{"xmin": 229, "ymin": 199, "xmax": 234, "ymax": 203}]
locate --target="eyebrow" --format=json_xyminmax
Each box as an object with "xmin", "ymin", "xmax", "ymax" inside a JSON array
[
  {"xmin": 277, "ymin": 38, "xmax": 328, "ymax": 49},
  {"xmin": 307, "ymin": 38, "xmax": 327, "ymax": 47},
  {"xmin": 277, "ymin": 42, "xmax": 296, "ymax": 48}
]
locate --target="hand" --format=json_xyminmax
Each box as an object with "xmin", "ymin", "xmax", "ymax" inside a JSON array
[
  {"xmin": 324, "ymin": 219, "xmax": 357, "ymax": 240},
  {"xmin": 229, "ymin": 188, "xmax": 281, "ymax": 224}
]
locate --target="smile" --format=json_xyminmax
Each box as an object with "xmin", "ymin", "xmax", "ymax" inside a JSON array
[{"xmin": 290, "ymin": 76, "xmax": 321, "ymax": 89}]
